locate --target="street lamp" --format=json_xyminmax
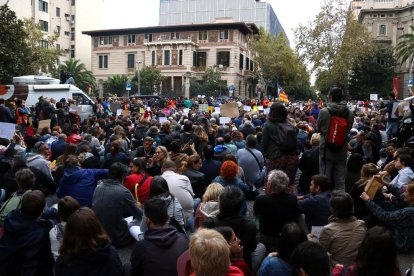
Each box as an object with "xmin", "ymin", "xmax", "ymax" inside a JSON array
[{"xmin": 136, "ymin": 61, "xmax": 143, "ymax": 96}]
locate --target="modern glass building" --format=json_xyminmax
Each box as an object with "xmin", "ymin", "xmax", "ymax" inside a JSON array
[{"xmin": 159, "ymin": 0, "xmax": 288, "ymax": 43}]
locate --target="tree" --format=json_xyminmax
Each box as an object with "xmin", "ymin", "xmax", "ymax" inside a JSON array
[
  {"xmin": 395, "ymin": 25, "xmax": 414, "ymax": 65},
  {"xmin": 253, "ymin": 28, "xmax": 311, "ymax": 100},
  {"xmin": 55, "ymin": 59, "xmax": 96, "ymax": 93},
  {"xmin": 348, "ymin": 47, "xmax": 396, "ymax": 100},
  {"xmin": 295, "ymin": 0, "xmax": 375, "ymax": 95},
  {"xmin": 0, "ymin": 5, "xmax": 32, "ymax": 83},
  {"xmin": 132, "ymin": 66, "xmax": 165, "ymax": 95},
  {"xmin": 201, "ymin": 66, "xmax": 227, "ymax": 97},
  {"xmin": 104, "ymin": 74, "xmax": 129, "ymax": 96}
]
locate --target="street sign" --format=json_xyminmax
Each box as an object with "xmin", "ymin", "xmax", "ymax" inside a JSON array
[
  {"xmin": 409, "ymin": 79, "xmax": 413, "ymax": 87},
  {"xmin": 126, "ymin": 81, "xmax": 132, "ymax": 91}
]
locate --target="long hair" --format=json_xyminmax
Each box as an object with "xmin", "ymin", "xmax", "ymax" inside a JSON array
[
  {"xmin": 267, "ymin": 103, "xmax": 287, "ymax": 123},
  {"xmin": 59, "ymin": 207, "xmax": 111, "ymax": 256}
]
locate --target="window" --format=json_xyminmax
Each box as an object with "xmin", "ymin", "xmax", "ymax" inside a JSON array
[
  {"xmin": 164, "ymin": 50, "xmax": 170, "ymax": 65},
  {"xmin": 38, "ymin": 0, "xmax": 48, "ymax": 12},
  {"xmin": 199, "ymin": 31, "xmax": 207, "ymax": 41},
  {"xmin": 99, "ymin": 55, "xmax": 108, "ymax": 69},
  {"xmin": 39, "ymin": 20, "xmax": 48, "ymax": 32},
  {"xmin": 379, "ymin": 24, "xmax": 386, "ymax": 35},
  {"xmin": 246, "ymin": 57, "xmax": 250, "ymax": 70},
  {"xmin": 71, "ymin": 15, "xmax": 75, "ymax": 22},
  {"xmin": 64, "ymin": 31, "xmax": 70, "ymax": 36},
  {"xmin": 219, "ymin": 30, "xmax": 229, "ymax": 40},
  {"xmin": 56, "ymin": 7, "xmax": 60, "ymax": 17},
  {"xmin": 195, "ymin": 52, "xmax": 207, "ymax": 67},
  {"xmin": 217, "ymin": 51, "xmax": 230, "ymax": 67},
  {"xmin": 127, "ymin": 54, "xmax": 135, "ymax": 69},
  {"xmin": 179, "ymin": 50, "xmax": 183, "ymax": 65},
  {"xmin": 100, "ymin": 36, "xmax": 112, "ymax": 45},
  {"xmin": 55, "ymin": 25, "xmax": 60, "ymax": 34},
  {"xmin": 151, "ymin": 51, "xmax": 156, "ymax": 66},
  {"xmin": 71, "ymin": 28, "xmax": 75, "ymax": 41},
  {"xmin": 239, "ymin": 54, "xmax": 244, "ymax": 69},
  {"xmin": 250, "ymin": 60, "xmax": 253, "ymax": 71},
  {"xmin": 71, "ymin": 0, "xmax": 75, "ymax": 5},
  {"xmin": 170, "ymin": 32, "xmax": 180, "ymax": 39},
  {"xmin": 70, "ymin": 45, "xmax": 75, "ymax": 58},
  {"xmin": 193, "ymin": 52, "xmax": 196, "ymax": 66},
  {"xmin": 56, "ymin": 43, "xmax": 60, "ymax": 49},
  {"xmin": 39, "ymin": 40, "xmax": 48, "ymax": 48},
  {"xmin": 145, "ymin": 33, "xmax": 153, "ymax": 42},
  {"xmin": 128, "ymin": 34, "xmax": 136, "ymax": 44}
]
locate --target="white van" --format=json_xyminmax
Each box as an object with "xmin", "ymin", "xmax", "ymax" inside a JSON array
[{"xmin": 0, "ymin": 75, "xmax": 95, "ymax": 120}]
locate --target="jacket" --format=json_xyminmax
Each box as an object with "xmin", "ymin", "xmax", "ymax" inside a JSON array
[
  {"xmin": 26, "ymin": 153, "xmax": 54, "ymax": 181},
  {"xmin": 319, "ymin": 216, "xmax": 366, "ymax": 266},
  {"xmin": 92, "ymin": 179, "xmax": 143, "ymax": 247},
  {"xmin": 298, "ymin": 191, "xmax": 332, "ymax": 231},
  {"xmin": 190, "ymin": 266, "xmax": 244, "ymax": 276},
  {"xmin": 183, "ymin": 168, "xmax": 208, "ymax": 198},
  {"xmin": 194, "ymin": 201, "xmax": 220, "ymax": 229},
  {"xmin": 57, "ymin": 166, "xmax": 108, "ymax": 207},
  {"xmin": 130, "ymin": 226, "xmax": 189, "ymax": 276},
  {"xmin": 200, "ymin": 159, "xmax": 221, "ymax": 184},
  {"xmin": 262, "ymin": 120, "xmax": 291, "ymax": 159},
  {"xmin": 54, "ymin": 242, "xmax": 124, "ymax": 276},
  {"xmin": 317, "ymin": 102, "xmax": 354, "ymax": 161},
  {"xmin": 0, "ymin": 104, "xmax": 14, "ymax": 123},
  {"xmin": 0, "ymin": 209, "xmax": 54, "ymax": 276}
]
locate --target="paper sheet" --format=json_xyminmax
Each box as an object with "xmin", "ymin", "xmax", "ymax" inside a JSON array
[{"xmin": 0, "ymin": 122, "xmax": 16, "ymax": 140}]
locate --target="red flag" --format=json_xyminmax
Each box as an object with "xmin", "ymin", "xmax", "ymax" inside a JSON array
[{"xmin": 393, "ymin": 76, "xmax": 400, "ymax": 99}]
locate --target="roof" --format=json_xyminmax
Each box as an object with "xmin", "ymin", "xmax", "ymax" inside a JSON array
[
  {"xmin": 82, "ymin": 22, "xmax": 259, "ymax": 36},
  {"xmin": 358, "ymin": 3, "xmax": 414, "ymax": 22}
]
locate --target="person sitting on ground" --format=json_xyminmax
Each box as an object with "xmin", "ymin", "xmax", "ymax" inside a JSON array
[
  {"xmin": 49, "ymin": 196, "xmax": 80, "ymax": 260},
  {"xmin": 189, "ymin": 228, "xmax": 244, "ymax": 276},
  {"xmin": 254, "ymin": 170, "xmax": 300, "ymax": 253},
  {"xmin": 129, "ymin": 198, "xmax": 189, "ymax": 276},
  {"xmin": 124, "ymin": 158, "xmax": 153, "ymax": 205},
  {"xmin": 170, "ymin": 139, "xmax": 190, "ymax": 169},
  {"xmin": 214, "ymin": 137, "xmax": 231, "ymax": 162},
  {"xmin": 236, "ymin": 134, "xmax": 265, "ymax": 188},
  {"xmin": 319, "ymin": 191, "xmax": 367, "ymax": 267},
  {"xmin": 291, "ymin": 241, "xmax": 330, "ymax": 276},
  {"xmin": 54, "ymin": 207, "xmax": 124, "ymax": 276},
  {"xmin": 298, "ymin": 174, "xmax": 332, "ymax": 232},
  {"xmin": 380, "ymin": 154, "xmax": 414, "ymax": 190},
  {"xmin": 258, "ymin": 222, "xmax": 308, "ymax": 276},
  {"xmin": 100, "ymin": 140, "xmax": 130, "ymax": 169},
  {"xmin": 194, "ymin": 183, "xmax": 223, "ymax": 229},
  {"xmin": 0, "ymin": 190, "xmax": 55, "ymax": 276},
  {"xmin": 148, "ymin": 146, "xmax": 169, "ymax": 176},
  {"xmin": 200, "ymin": 145, "xmax": 222, "ymax": 184},
  {"xmin": 180, "ymin": 155, "xmax": 208, "ymax": 199},
  {"xmin": 92, "ymin": 162, "xmax": 143, "ymax": 247},
  {"xmin": 332, "ymin": 226, "xmax": 401, "ymax": 276}
]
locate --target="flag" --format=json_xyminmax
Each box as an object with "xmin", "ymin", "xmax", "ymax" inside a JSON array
[
  {"xmin": 279, "ymin": 91, "xmax": 289, "ymax": 103},
  {"xmin": 393, "ymin": 76, "xmax": 399, "ymax": 99},
  {"xmin": 277, "ymin": 84, "xmax": 283, "ymax": 97}
]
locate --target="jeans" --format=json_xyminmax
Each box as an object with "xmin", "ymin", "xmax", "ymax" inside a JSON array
[
  {"xmin": 386, "ymin": 121, "xmax": 399, "ymax": 139},
  {"xmin": 319, "ymin": 156, "xmax": 347, "ymax": 190}
]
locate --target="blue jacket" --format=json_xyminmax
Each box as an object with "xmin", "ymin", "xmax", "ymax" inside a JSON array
[
  {"xmin": 0, "ymin": 209, "xmax": 54, "ymax": 276},
  {"xmin": 57, "ymin": 166, "xmax": 108, "ymax": 207},
  {"xmin": 298, "ymin": 191, "xmax": 332, "ymax": 231}
]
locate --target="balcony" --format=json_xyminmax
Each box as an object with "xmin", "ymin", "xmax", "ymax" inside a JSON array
[{"xmin": 144, "ymin": 37, "xmax": 196, "ymax": 46}]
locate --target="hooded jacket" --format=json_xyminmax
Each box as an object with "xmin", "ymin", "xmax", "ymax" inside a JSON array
[
  {"xmin": 194, "ymin": 201, "xmax": 220, "ymax": 228},
  {"xmin": 0, "ymin": 209, "xmax": 54, "ymax": 276},
  {"xmin": 26, "ymin": 152, "xmax": 54, "ymax": 181},
  {"xmin": 317, "ymin": 102, "xmax": 354, "ymax": 161},
  {"xmin": 54, "ymin": 241, "xmax": 124, "ymax": 276},
  {"xmin": 130, "ymin": 226, "xmax": 189, "ymax": 276}
]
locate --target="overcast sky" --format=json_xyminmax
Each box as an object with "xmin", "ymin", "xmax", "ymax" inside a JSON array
[{"xmin": 103, "ymin": 0, "xmax": 351, "ymax": 46}]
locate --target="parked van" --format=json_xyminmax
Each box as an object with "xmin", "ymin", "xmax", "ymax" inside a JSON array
[{"xmin": 0, "ymin": 75, "xmax": 95, "ymax": 120}]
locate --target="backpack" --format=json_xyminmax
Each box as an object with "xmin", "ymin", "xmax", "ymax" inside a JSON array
[
  {"xmin": 133, "ymin": 124, "xmax": 147, "ymax": 140},
  {"xmin": 0, "ymin": 190, "xmax": 30, "ymax": 227},
  {"xmin": 276, "ymin": 122, "xmax": 298, "ymax": 154},
  {"xmin": 326, "ymin": 108, "xmax": 349, "ymax": 150}
]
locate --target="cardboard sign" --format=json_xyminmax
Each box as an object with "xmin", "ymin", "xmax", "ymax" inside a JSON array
[
  {"xmin": 139, "ymin": 107, "xmax": 145, "ymax": 114},
  {"xmin": 258, "ymin": 106, "xmax": 264, "ymax": 111},
  {"xmin": 0, "ymin": 122, "xmax": 16, "ymax": 140},
  {"xmin": 219, "ymin": 117, "xmax": 231, "ymax": 124},
  {"xmin": 199, "ymin": 104, "xmax": 208, "ymax": 112},
  {"xmin": 244, "ymin": 106, "xmax": 252, "ymax": 112},
  {"xmin": 214, "ymin": 107, "xmax": 221, "ymax": 113},
  {"xmin": 220, "ymin": 102, "xmax": 239, "ymax": 118},
  {"xmin": 370, "ymin": 94, "xmax": 378, "ymax": 101},
  {"xmin": 37, "ymin": 119, "xmax": 51, "ymax": 133},
  {"xmin": 253, "ymin": 106, "xmax": 258, "ymax": 111}
]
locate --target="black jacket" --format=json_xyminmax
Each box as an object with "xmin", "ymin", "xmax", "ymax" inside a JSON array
[
  {"xmin": 130, "ymin": 226, "xmax": 189, "ymax": 276},
  {"xmin": 183, "ymin": 168, "xmax": 208, "ymax": 198},
  {"xmin": 55, "ymin": 242, "xmax": 124, "ymax": 276}
]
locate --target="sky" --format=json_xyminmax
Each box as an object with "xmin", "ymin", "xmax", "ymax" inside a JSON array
[{"xmin": 102, "ymin": 0, "xmax": 351, "ymax": 47}]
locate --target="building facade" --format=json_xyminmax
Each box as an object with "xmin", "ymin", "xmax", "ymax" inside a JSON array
[
  {"xmin": 0, "ymin": 0, "xmax": 104, "ymax": 70},
  {"xmin": 159, "ymin": 0, "xmax": 287, "ymax": 42},
  {"xmin": 83, "ymin": 22, "xmax": 258, "ymax": 98},
  {"xmin": 359, "ymin": 0, "xmax": 414, "ymax": 98}
]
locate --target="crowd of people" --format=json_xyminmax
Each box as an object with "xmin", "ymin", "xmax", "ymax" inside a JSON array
[{"xmin": 0, "ymin": 87, "xmax": 413, "ymax": 276}]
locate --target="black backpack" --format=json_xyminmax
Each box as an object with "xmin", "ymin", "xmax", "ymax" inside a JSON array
[{"xmin": 276, "ymin": 122, "xmax": 298, "ymax": 154}]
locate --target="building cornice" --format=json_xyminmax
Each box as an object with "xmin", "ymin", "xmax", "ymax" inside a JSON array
[{"xmin": 358, "ymin": 4, "xmax": 414, "ymax": 22}]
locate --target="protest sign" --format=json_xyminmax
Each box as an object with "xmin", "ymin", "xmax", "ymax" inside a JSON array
[
  {"xmin": 158, "ymin": 117, "xmax": 168, "ymax": 123},
  {"xmin": 207, "ymin": 106, "xmax": 214, "ymax": 113},
  {"xmin": 264, "ymin": 108, "xmax": 270, "ymax": 115},
  {"xmin": 0, "ymin": 122, "xmax": 16, "ymax": 140},
  {"xmin": 38, "ymin": 119, "xmax": 51, "ymax": 133},
  {"xmin": 199, "ymin": 104, "xmax": 208, "ymax": 112},
  {"xmin": 116, "ymin": 109, "xmax": 122, "ymax": 116},
  {"xmin": 220, "ymin": 103, "xmax": 239, "ymax": 118},
  {"xmin": 214, "ymin": 107, "xmax": 221, "ymax": 113},
  {"xmin": 243, "ymin": 106, "xmax": 252, "ymax": 112},
  {"xmin": 162, "ymin": 108, "xmax": 171, "ymax": 116},
  {"xmin": 258, "ymin": 106, "xmax": 264, "ymax": 111},
  {"xmin": 370, "ymin": 94, "xmax": 378, "ymax": 101},
  {"xmin": 219, "ymin": 117, "xmax": 231, "ymax": 124}
]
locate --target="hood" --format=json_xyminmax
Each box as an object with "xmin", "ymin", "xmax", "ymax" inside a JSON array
[
  {"xmin": 4, "ymin": 209, "xmax": 40, "ymax": 236},
  {"xmin": 214, "ymin": 144, "xmax": 228, "ymax": 154},
  {"xmin": 327, "ymin": 102, "xmax": 349, "ymax": 115},
  {"xmin": 144, "ymin": 226, "xmax": 180, "ymax": 248},
  {"xmin": 199, "ymin": 201, "xmax": 220, "ymax": 218},
  {"xmin": 26, "ymin": 153, "xmax": 44, "ymax": 162},
  {"xmin": 77, "ymin": 241, "xmax": 112, "ymax": 263}
]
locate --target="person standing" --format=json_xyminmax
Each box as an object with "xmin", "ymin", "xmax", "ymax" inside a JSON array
[
  {"xmin": 317, "ymin": 87, "xmax": 354, "ymax": 190},
  {"xmin": 385, "ymin": 92, "xmax": 399, "ymax": 139}
]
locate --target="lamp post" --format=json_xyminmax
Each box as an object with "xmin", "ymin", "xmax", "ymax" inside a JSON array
[{"xmin": 136, "ymin": 61, "xmax": 142, "ymax": 96}]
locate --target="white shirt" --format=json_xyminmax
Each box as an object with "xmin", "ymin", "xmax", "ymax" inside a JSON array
[{"xmin": 161, "ymin": 171, "xmax": 194, "ymax": 221}]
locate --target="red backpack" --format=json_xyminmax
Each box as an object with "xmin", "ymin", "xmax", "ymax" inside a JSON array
[{"xmin": 326, "ymin": 108, "xmax": 349, "ymax": 150}]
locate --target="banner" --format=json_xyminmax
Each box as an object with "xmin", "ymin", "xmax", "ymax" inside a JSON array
[{"xmin": 393, "ymin": 76, "xmax": 400, "ymax": 99}]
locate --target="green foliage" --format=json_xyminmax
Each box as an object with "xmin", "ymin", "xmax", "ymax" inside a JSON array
[
  {"xmin": 104, "ymin": 74, "xmax": 129, "ymax": 96},
  {"xmin": 55, "ymin": 59, "xmax": 96, "ymax": 93},
  {"xmin": 189, "ymin": 66, "xmax": 227, "ymax": 97},
  {"xmin": 395, "ymin": 25, "xmax": 414, "ymax": 65},
  {"xmin": 132, "ymin": 66, "xmax": 166, "ymax": 95},
  {"xmin": 253, "ymin": 28, "xmax": 311, "ymax": 100},
  {"xmin": 295, "ymin": 0, "xmax": 375, "ymax": 95},
  {"xmin": 348, "ymin": 47, "xmax": 396, "ymax": 100}
]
